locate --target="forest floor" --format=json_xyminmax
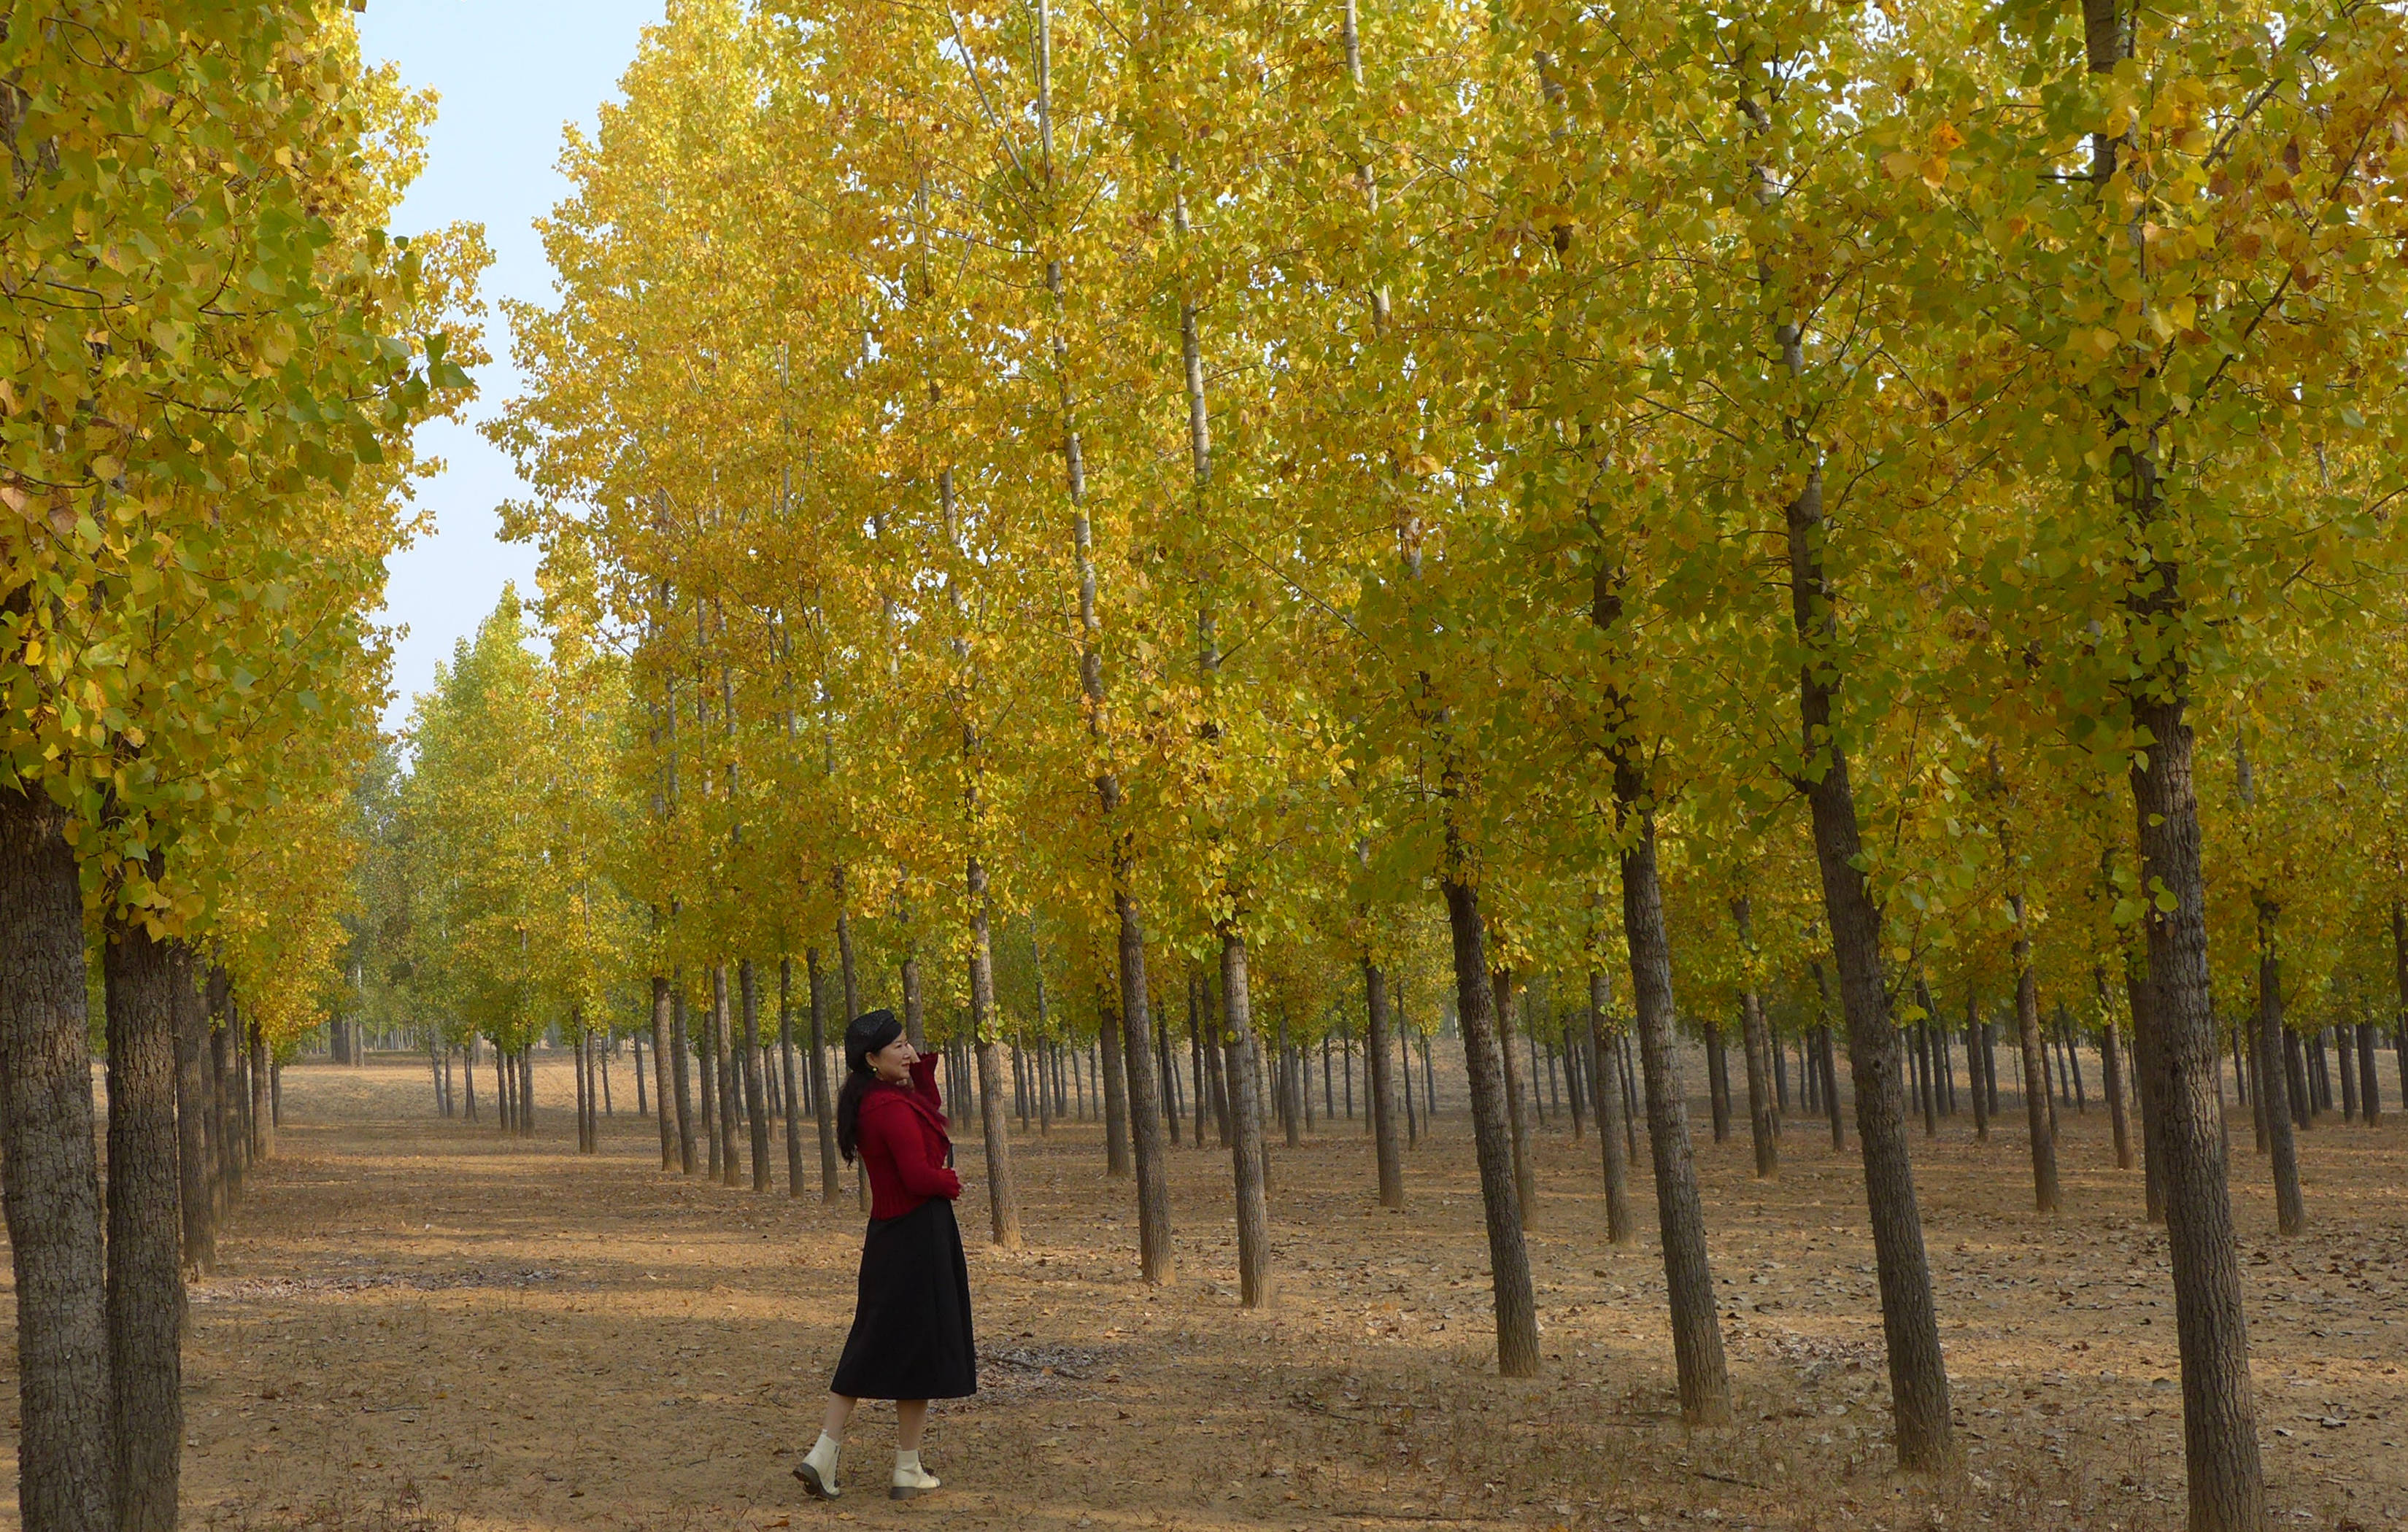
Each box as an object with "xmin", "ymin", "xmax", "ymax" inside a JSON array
[{"xmin": 24, "ymin": 1056, "xmax": 2408, "ymax": 1532}]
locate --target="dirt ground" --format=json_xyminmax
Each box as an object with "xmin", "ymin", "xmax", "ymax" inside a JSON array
[{"xmin": 14, "ymin": 1052, "xmax": 2407, "ymax": 1532}]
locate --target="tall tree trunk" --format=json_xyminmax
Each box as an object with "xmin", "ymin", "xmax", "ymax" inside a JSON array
[
  {"xmin": 782, "ymin": 959, "xmax": 806, "ymax": 1199},
  {"xmin": 574, "ymin": 1020, "xmax": 591, "ymax": 1152},
  {"xmin": 1783, "ymin": 461, "xmax": 1953, "ymax": 1469},
  {"xmin": 1098, "ymin": 986, "xmax": 1132, "ymax": 1177},
  {"xmin": 248, "ymin": 1010, "xmax": 274, "ymax": 1162},
  {"xmin": 1586, "ymin": 982, "xmax": 1636, "ymax": 1244},
  {"xmin": 175, "ymin": 944, "xmax": 214, "ymax": 1275},
  {"xmin": 0, "ymin": 789, "xmax": 112, "ymax": 1532},
  {"xmin": 1616, "ymin": 797, "xmax": 1731, "ymax": 1423},
  {"xmin": 2253, "ymin": 902, "xmax": 2304, "ymax": 1235},
  {"xmin": 1363, "ymin": 961, "xmax": 1405, "ymax": 1210},
  {"xmin": 1440, "ymin": 859, "xmax": 1540, "ymax": 1377},
  {"xmin": 741, "ymin": 960, "xmax": 771, "ymax": 1191},
  {"xmin": 2010, "ymin": 898, "xmax": 2059, "ymax": 1212},
  {"xmin": 650, "ymin": 978, "xmax": 675, "ymax": 1169},
  {"xmin": 1492, "ymin": 967, "xmax": 1537, "ymax": 1224},
  {"xmin": 2357, "ymin": 1020, "xmax": 2382, "ymax": 1126},
  {"xmin": 671, "ymin": 985, "xmax": 697, "ymax": 1174},
  {"xmin": 698, "ymin": 980, "xmax": 720, "ymax": 1177},
  {"xmin": 1221, "ymin": 930, "xmax": 1274, "ymax": 1304},
  {"xmin": 2080, "ymin": 0, "xmax": 2266, "ymax": 1514},
  {"xmin": 1114, "ymin": 891, "xmax": 1175, "ymax": 1283},
  {"xmin": 2099, "ymin": 972, "xmax": 2134, "ymax": 1171},
  {"xmin": 967, "ymin": 859, "xmax": 1023, "ymax": 1247},
  {"xmin": 1734, "ymin": 899, "xmax": 1778, "ymax": 1179},
  {"xmin": 1704, "ymin": 1026, "xmax": 1731, "ymax": 1144},
  {"xmin": 712, "ymin": 963, "xmax": 741, "ymax": 1186},
  {"xmin": 105, "ymin": 910, "xmax": 183, "ymax": 1532},
  {"xmin": 806, "ymin": 949, "xmax": 843, "ymax": 1202},
  {"xmin": 520, "ymin": 1040, "xmax": 536, "ymax": 1134}
]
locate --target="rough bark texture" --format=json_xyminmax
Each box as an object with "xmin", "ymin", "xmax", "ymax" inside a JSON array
[
  {"xmin": 1441, "ymin": 863, "xmax": 1540, "ymax": 1377},
  {"xmin": 781, "ymin": 959, "xmax": 806, "ymax": 1199},
  {"xmin": 1115, "ymin": 890, "xmax": 1176, "ymax": 1284},
  {"xmin": 247, "ymin": 1011, "xmax": 274, "ymax": 1163},
  {"xmin": 650, "ymin": 977, "xmax": 676, "ymax": 1171},
  {"xmin": 2253, "ymin": 902, "xmax": 2304, "ymax": 1236},
  {"xmin": 0, "ymin": 789, "xmax": 114, "ymax": 1532},
  {"xmin": 1222, "ymin": 931, "xmax": 1274, "ymax": 1305},
  {"xmin": 806, "ymin": 950, "xmax": 842, "ymax": 1202},
  {"xmin": 1618, "ymin": 808, "xmax": 1730, "ymax": 1423},
  {"xmin": 671, "ymin": 986, "xmax": 697, "ymax": 1175},
  {"xmin": 1362, "ymin": 961, "xmax": 1405, "ymax": 1210},
  {"xmin": 1097, "ymin": 989, "xmax": 1132, "ymax": 1177},
  {"xmin": 105, "ymin": 911, "xmax": 184, "ymax": 1532},
  {"xmin": 1734, "ymin": 899, "xmax": 1779, "ymax": 1180},
  {"xmin": 2358, "ymin": 1020, "xmax": 2382, "ymax": 1126},
  {"xmin": 2129, "ymin": 694, "xmax": 2266, "ymax": 1527},
  {"xmin": 966, "ymin": 864, "xmax": 1022, "ymax": 1247},
  {"xmin": 711, "ymin": 964, "xmax": 741, "ymax": 1187},
  {"xmin": 1492, "ymin": 968, "xmax": 1537, "ymax": 1226},
  {"xmin": 175, "ymin": 943, "xmax": 215, "ymax": 1274},
  {"xmin": 2011, "ymin": 906, "xmax": 2060, "ymax": 1212},
  {"xmin": 739, "ymin": 960, "xmax": 771, "ymax": 1191},
  {"xmin": 1785, "ymin": 468, "xmax": 1953, "ymax": 1470},
  {"xmin": 2101, "ymin": 1010, "xmax": 2134, "ymax": 1171}
]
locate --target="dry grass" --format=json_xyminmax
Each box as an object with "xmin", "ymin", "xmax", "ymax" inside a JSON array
[{"xmin": 6, "ymin": 1053, "xmax": 2401, "ymax": 1531}]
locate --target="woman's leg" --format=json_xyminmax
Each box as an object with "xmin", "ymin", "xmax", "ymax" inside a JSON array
[
  {"xmin": 896, "ymin": 1400, "xmax": 929, "ymax": 1452},
  {"xmin": 822, "ymin": 1394, "xmax": 859, "ymax": 1439}
]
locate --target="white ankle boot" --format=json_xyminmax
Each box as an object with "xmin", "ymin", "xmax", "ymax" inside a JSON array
[
  {"xmin": 891, "ymin": 1448, "xmax": 941, "ymax": 1499},
  {"xmin": 795, "ymin": 1432, "xmax": 842, "ymax": 1500}
]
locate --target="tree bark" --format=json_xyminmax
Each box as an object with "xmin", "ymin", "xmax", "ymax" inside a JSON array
[
  {"xmin": 1222, "ymin": 930, "xmax": 1274, "ymax": 1304},
  {"xmin": 697, "ymin": 980, "xmax": 720, "ymax": 1177},
  {"xmin": 1617, "ymin": 797, "xmax": 1731, "ymax": 1423},
  {"xmin": 0, "ymin": 788, "xmax": 113, "ymax": 1532},
  {"xmin": 671, "ymin": 985, "xmax": 697, "ymax": 1174},
  {"xmin": 782, "ymin": 959, "xmax": 806, "ymax": 1199},
  {"xmin": 1110, "ymin": 891, "xmax": 1175, "ymax": 1283},
  {"xmin": 1098, "ymin": 986, "xmax": 1132, "ymax": 1177},
  {"xmin": 2010, "ymin": 898, "xmax": 2059, "ymax": 1212},
  {"xmin": 1440, "ymin": 861, "xmax": 1540, "ymax": 1377},
  {"xmin": 2103, "ymin": 1024, "xmax": 2133, "ymax": 1174},
  {"xmin": 966, "ymin": 859, "xmax": 1022, "ymax": 1247},
  {"xmin": 1734, "ymin": 900, "xmax": 1778, "ymax": 1179},
  {"xmin": 651, "ymin": 976, "xmax": 676, "ymax": 1170},
  {"xmin": 806, "ymin": 948, "xmax": 843, "ymax": 1202},
  {"xmin": 2253, "ymin": 902, "xmax": 2304, "ymax": 1235},
  {"xmin": 2358, "ymin": 1020, "xmax": 2382, "ymax": 1126},
  {"xmin": 1363, "ymin": 960, "xmax": 1405, "ymax": 1210},
  {"xmin": 1492, "ymin": 967, "xmax": 1537, "ymax": 1225},
  {"xmin": 1784, "ymin": 463, "xmax": 1953, "ymax": 1469},
  {"xmin": 247, "ymin": 1010, "xmax": 274, "ymax": 1162},
  {"xmin": 712, "ymin": 963, "xmax": 741, "ymax": 1185},
  {"xmin": 175, "ymin": 944, "xmax": 214, "ymax": 1274},
  {"xmin": 740, "ymin": 959, "xmax": 771, "ymax": 1191},
  {"xmin": 104, "ymin": 910, "xmax": 183, "ymax": 1532},
  {"xmin": 1585, "ymin": 983, "xmax": 1636, "ymax": 1243}
]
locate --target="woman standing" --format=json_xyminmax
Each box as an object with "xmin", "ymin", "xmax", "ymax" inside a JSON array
[{"xmin": 796, "ymin": 1010, "xmax": 976, "ymax": 1501}]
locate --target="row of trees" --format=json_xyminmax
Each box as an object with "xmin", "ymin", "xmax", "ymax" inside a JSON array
[
  {"xmin": 363, "ymin": 0, "xmax": 2408, "ymax": 1528},
  {"xmin": 0, "ymin": 8, "xmax": 482, "ymax": 1531}
]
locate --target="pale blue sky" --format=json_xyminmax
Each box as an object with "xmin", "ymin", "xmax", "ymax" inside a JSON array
[{"xmin": 359, "ymin": 0, "xmax": 663, "ymax": 730}]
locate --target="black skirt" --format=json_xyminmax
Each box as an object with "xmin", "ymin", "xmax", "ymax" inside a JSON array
[{"xmin": 830, "ymin": 1197, "xmax": 978, "ymax": 1401}]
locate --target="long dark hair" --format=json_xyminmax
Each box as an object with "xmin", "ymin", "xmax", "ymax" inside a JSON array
[
  {"xmin": 836, "ymin": 1067, "xmax": 874, "ymax": 1164},
  {"xmin": 835, "ymin": 1008, "xmax": 904, "ymax": 1164}
]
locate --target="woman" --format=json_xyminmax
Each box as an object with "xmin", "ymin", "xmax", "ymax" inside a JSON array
[{"xmin": 795, "ymin": 1009, "xmax": 975, "ymax": 1501}]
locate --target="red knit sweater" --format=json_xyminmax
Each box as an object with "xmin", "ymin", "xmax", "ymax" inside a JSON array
[{"xmin": 855, "ymin": 1054, "xmax": 962, "ymax": 1219}]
